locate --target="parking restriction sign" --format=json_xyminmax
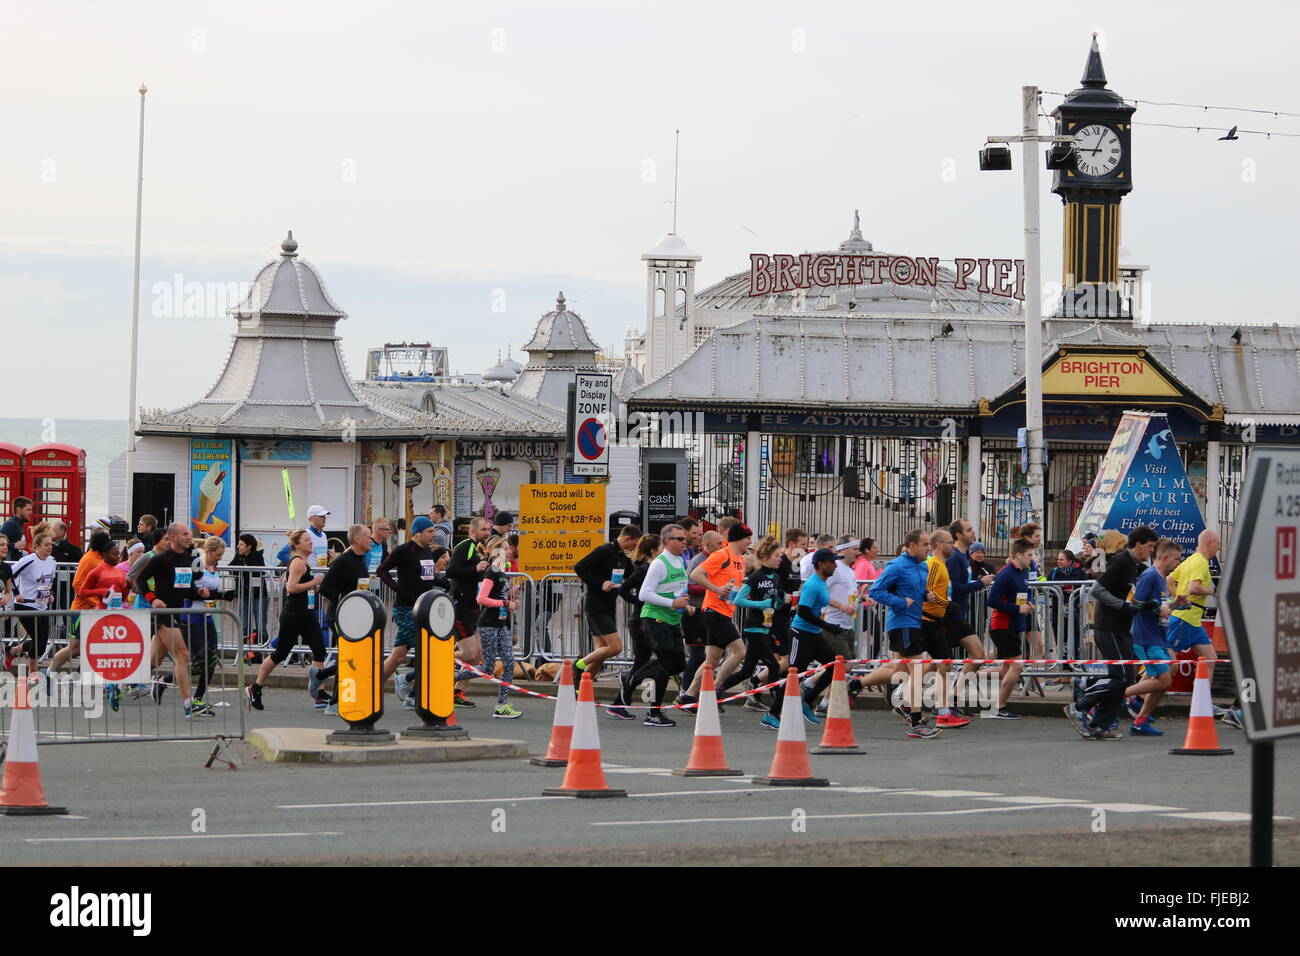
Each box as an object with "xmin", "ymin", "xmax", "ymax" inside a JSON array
[{"xmin": 81, "ymin": 610, "xmax": 151, "ymax": 685}]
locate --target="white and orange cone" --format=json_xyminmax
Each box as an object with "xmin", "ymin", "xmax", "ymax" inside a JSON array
[
  {"xmin": 673, "ymin": 664, "xmax": 742, "ymax": 776},
  {"xmin": 1170, "ymin": 660, "xmax": 1234, "ymax": 756},
  {"xmin": 811, "ymin": 657, "xmax": 865, "ymax": 755},
  {"xmin": 543, "ymin": 672, "xmax": 627, "ymax": 798},
  {"xmin": 754, "ymin": 668, "xmax": 830, "ymax": 787},
  {"xmin": 530, "ymin": 659, "xmax": 577, "ymax": 767},
  {"xmin": 1, "ymin": 668, "xmax": 68, "ymax": 816}
]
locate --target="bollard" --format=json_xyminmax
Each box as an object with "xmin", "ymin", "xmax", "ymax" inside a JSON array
[
  {"xmin": 326, "ymin": 591, "xmax": 395, "ymax": 745},
  {"xmin": 403, "ymin": 588, "xmax": 469, "ymax": 740}
]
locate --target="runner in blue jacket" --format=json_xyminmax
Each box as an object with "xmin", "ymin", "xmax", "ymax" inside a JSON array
[{"xmin": 869, "ymin": 530, "xmax": 941, "ymax": 739}]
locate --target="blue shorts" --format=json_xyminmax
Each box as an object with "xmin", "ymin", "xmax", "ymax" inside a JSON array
[
  {"xmin": 1167, "ymin": 617, "xmax": 1212, "ymax": 652},
  {"xmin": 393, "ymin": 605, "xmax": 416, "ymax": 648},
  {"xmin": 1133, "ymin": 643, "xmax": 1172, "ymax": 677}
]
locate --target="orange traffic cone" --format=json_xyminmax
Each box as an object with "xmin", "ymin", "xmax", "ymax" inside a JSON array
[
  {"xmin": 673, "ymin": 664, "xmax": 742, "ymax": 776},
  {"xmin": 754, "ymin": 669, "xmax": 830, "ymax": 787},
  {"xmin": 530, "ymin": 659, "xmax": 577, "ymax": 767},
  {"xmin": 1170, "ymin": 660, "xmax": 1234, "ymax": 756},
  {"xmin": 543, "ymin": 672, "xmax": 627, "ymax": 798},
  {"xmin": 1, "ymin": 668, "xmax": 68, "ymax": 815},
  {"xmin": 811, "ymin": 657, "xmax": 865, "ymax": 755}
]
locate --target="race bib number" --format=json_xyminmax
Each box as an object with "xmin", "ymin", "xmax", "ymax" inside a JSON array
[
  {"xmin": 419, "ymin": 559, "xmax": 436, "ymax": 581},
  {"xmin": 174, "ymin": 569, "xmax": 192, "ymax": 589}
]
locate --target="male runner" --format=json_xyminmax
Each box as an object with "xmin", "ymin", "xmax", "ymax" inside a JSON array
[
  {"xmin": 1125, "ymin": 537, "xmax": 1182, "ymax": 735},
  {"xmin": 681, "ymin": 522, "xmax": 751, "ymax": 708},
  {"xmin": 445, "ymin": 516, "xmax": 492, "ymax": 706},
  {"xmin": 629, "ymin": 523, "xmax": 693, "ymax": 727},
  {"xmin": 136, "ymin": 522, "xmax": 201, "ymax": 718},
  {"xmin": 377, "ymin": 516, "xmax": 439, "ymax": 692},
  {"xmin": 919, "ymin": 529, "xmax": 974, "ymax": 728},
  {"xmin": 316, "ymin": 523, "xmax": 375, "ymax": 704},
  {"xmin": 869, "ymin": 529, "xmax": 940, "ymax": 737},
  {"xmin": 572, "ymin": 525, "xmax": 642, "ymax": 680},
  {"xmin": 764, "ymin": 548, "xmax": 837, "ymax": 729}
]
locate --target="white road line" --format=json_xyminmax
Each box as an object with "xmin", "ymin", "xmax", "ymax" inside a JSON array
[
  {"xmin": 1086, "ymin": 803, "xmax": 1186, "ymax": 813},
  {"xmin": 1161, "ymin": 811, "xmax": 1294, "ymax": 822},
  {"xmin": 279, "ymin": 788, "xmax": 784, "ymax": 810},
  {"xmin": 26, "ymin": 831, "xmax": 342, "ymax": 844},
  {"xmin": 976, "ymin": 795, "xmax": 1088, "ymax": 805},
  {"xmin": 907, "ymin": 789, "xmax": 1000, "ymax": 798},
  {"xmin": 592, "ymin": 804, "xmax": 1073, "ymax": 827}
]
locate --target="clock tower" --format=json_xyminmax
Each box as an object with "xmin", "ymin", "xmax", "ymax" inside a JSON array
[{"xmin": 1052, "ymin": 35, "xmax": 1135, "ymax": 318}]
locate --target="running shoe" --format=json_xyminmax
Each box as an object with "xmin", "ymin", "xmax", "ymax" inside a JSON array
[
  {"xmin": 401, "ymin": 697, "xmax": 416, "ymax": 710},
  {"xmin": 1221, "ymin": 708, "xmax": 1244, "ymax": 730},
  {"xmin": 675, "ymin": 693, "xmax": 697, "ymax": 712},
  {"xmin": 1124, "ymin": 696, "xmax": 1156, "ymax": 723},
  {"xmin": 1087, "ymin": 729, "xmax": 1123, "ymax": 741},
  {"xmin": 743, "ymin": 697, "xmax": 769, "ymax": 713},
  {"xmin": 394, "ymin": 672, "xmax": 410, "ymax": 701},
  {"xmin": 906, "ymin": 722, "xmax": 942, "ymax": 739},
  {"xmin": 760, "ymin": 713, "xmax": 781, "ymax": 730},
  {"xmin": 1064, "ymin": 704, "xmax": 1091, "ymax": 738},
  {"xmin": 106, "ymin": 683, "xmax": 121, "ymax": 712},
  {"xmin": 151, "ymin": 676, "xmax": 170, "ymax": 706},
  {"xmin": 643, "ymin": 712, "xmax": 676, "ymax": 728},
  {"xmin": 890, "ymin": 702, "xmax": 912, "ymax": 724},
  {"xmin": 800, "ymin": 701, "xmax": 819, "ymax": 725},
  {"xmin": 324, "ymin": 702, "xmax": 338, "ymax": 716},
  {"xmin": 815, "ymin": 698, "xmax": 829, "ymax": 715},
  {"xmin": 573, "ymin": 658, "xmax": 588, "ymax": 675},
  {"xmin": 308, "ymin": 665, "xmax": 322, "ymax": 698},
  {"xmin": 245, "ymin": 683, "xmax": 264, "ymax": 711},
  {"xmin": 453, "ymin": 689, "xmax": 476, "ymax": 708},
  {"xmin": 184, "ymin": 703, "xmax": 213, "ymax": 720},
  {"xmin": 494, "ymin": 703, "xmax": 523, "ymax": 719},
  {"xmin": 935, "ymin": 712, "xmax": 972, "ymax": 729},
  {"xmin": 190, "ymin": 698, "xmax": 214, "ymax": 716},
  {"xmin": 606, "ymin": 705, "xmax": 634, "ymax": 720},
  {"xmin": 990, "ymin": 708, "xmax": 1021, "ymax": 720},
  {"xmin": 847, "ymin": 677, "xmax": 864, "ymax": 699},
  {"xmin": 313, "ymin": 695, "xmax": 330, "ymax": 711},
  {"xmin": 126, "ymin": 683, "xmax": 150, "ymax": 701},
  {"xmin": 1129, "ymin": 720, "xmax": 1164, "ymax": 737}
]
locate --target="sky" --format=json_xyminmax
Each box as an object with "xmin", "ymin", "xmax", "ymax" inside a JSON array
[{"xmin": 4, "ymin": 0, "xmax": 1298, "ymax": 420}]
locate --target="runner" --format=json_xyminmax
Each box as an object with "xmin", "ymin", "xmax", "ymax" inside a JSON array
[
  {"xmin": 678, "ymin": 517, "xmax": 702, "ymax": 563},
  {"xmin": 1166, "ymin": 529, "xmax": 1239, "ymax": 726},
  {"xmin": 315, "ymin": 523, "xmax": 374, "ymax": 708},
  {"xmin": 811, "ymin": 535, "xmax": 862, "ymax": 711},
  {"xmin": 986, "ymin": 538, "xmax": 1037, "ymax": 720},
  {"xmin": 188, "ymin": 536, "xmax": 236, "ymax": 713},
  {"xmin": 681, "ymin": 522, "xmax": 751, "ymax": 709},
  {"xmin": 630, "ymin": 523, "xmax": 693, "ymax": 728},
  {"xmin": 367, "ymin": 516, "xmax": 393, "ymax": 576},
  {"xmin": 78, "ymin": 539, "xmax": 131, "ymax": 710},
  {"xmin": 869, "ymin": 530, "xmax": 941, "ymax": 738},
  {"xmin": 10, "ymin": 531, "xmax": 58, "ymax": 664},
  {"xmin": 475, "ymin": 535, "xmax": 523, "ymax": 719},
  {"xmin": 135, "ymin": 523, "xmax": 201, "ymax": 718},
  {"xmin": 799, "ymin": 534, "xmax": 835, "ymax": 581},
  {"xmin": 376, "ymin": 516, "xmax": 439, "ymax": 696},
  {"xmin": 446, "ymin": 516, "xmax": 493, "ymax": 706},
  {"xmin": 946, "ymin": 518, "xmax": 995, "ymax": 713},
  {"xmin": 723, "ymin": 534, "xmax": 784, "ymax": 712},
  {"xmin": 765, "ymin": 547, "xmax": 838, "ymax": 729},
  {"xmin": 771, "ymin": 529, "xmax": 807, "ymax": 677},
  {"xmin": 1065, "ymin": 525, "xmax": 1158, "ymax": 740},
  {"xmin": 430, "ymin": 504, "xmax": 454, "ymax": 550},
  {"xmin": 47, "ymin": 529, "xmax": 113, "ymax": 681},
  {"xmin": 852, "ymin": 537, "xmax": 881, "ymax": 588},
  {"xmin": 677, "ymin": 530, "xmax": 721, "ymax": 701},
  {"xmin": 136, "ymin": 514, "xmax": 159, "ymax": 538},
  {"xmin": 918, "ymin": 528, "xmax": 973, "ymax": 728},
  {"xmin": 572, "ymin": 524, "xmax": 642, "ymax": 682},
  {"xmin": 1125, "ymin": 537, "xmax": 1182, "ymax": 736},
  {"xmin": 610, "ymin": 533, "xmax": 662, "ymax": 718},
  {"xmin": 246, "ymin": 528, "xmax": 327, "ymax": 711}
]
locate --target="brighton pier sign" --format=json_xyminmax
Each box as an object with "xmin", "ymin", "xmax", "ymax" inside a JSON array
[{"xmin": 749, "ymin": 253, "xmax": 1026, "ymax": 300}]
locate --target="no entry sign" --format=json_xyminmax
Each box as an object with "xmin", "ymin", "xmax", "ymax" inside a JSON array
[{"xmin": 81, "ymin": 610, "xmax": 151, "ymax": 684}]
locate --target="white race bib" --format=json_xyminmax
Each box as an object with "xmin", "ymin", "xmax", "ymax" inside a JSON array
[
  {"xmin": 174, "ymin": 569, "xmax": 193, "ymax": 590},
  {"xmin": 419, "ymin": 559, "xmax": 436, "ymax": 581}
]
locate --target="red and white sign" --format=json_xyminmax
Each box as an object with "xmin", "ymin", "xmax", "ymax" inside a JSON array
[
  {"xmin": 81, "ymin": 610, "xmax": 151, "ymax": 684},
  {"xmin": 571, "ymin": 373, "xmax": 612, "ymax": 477},
  {"xmin": 1278, "ymin": 526, "xmax": 1297, "ymax": 580}
]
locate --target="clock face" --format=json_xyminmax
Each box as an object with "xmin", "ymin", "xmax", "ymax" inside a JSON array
[{"xmin": 1072, "ymin": 124, "xmax": 1123, "ymax": 177}]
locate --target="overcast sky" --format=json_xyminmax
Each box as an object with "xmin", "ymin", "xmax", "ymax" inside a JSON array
[{"xmin": 4, "ymin": 0, "xmax": 1298, "ymax": 421}]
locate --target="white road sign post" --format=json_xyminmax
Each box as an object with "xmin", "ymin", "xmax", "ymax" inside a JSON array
[{"xmin": 1219, "ymin": 448, "xmax": 1300, "ymax": 867}]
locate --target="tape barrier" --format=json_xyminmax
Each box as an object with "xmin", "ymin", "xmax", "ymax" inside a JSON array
[{"xmin": 450, "ymin": 658, "xmax": 1225, "ymax": 711}]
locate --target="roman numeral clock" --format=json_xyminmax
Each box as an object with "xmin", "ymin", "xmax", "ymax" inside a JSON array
[{"xmin": 1052, "ymin": 35, "xmax": 1135, "ymax": 319}]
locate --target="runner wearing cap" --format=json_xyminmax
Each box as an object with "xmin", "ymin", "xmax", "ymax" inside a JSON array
[
  {"xmin": 764, "ymin": 547, "xmax": 838, "ymax": 728},
  {"xmin": 306, "ymin": 505, "xmax": 331, "ymax": 568},
  {"xmin": 572, "ymin": 525, "xmax": 642, "ymax": 683},
  {"xmin": 681, "ymin": 522, "xmax": 751, "ymax": 708},
  {"xmin": 869, "ymin": 529, "xmax": 941, "ymax": 738}
]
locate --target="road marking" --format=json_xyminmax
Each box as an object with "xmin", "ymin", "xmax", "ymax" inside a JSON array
[
  {"xmin": 1086, "ymin": 803, "xmax": 1186, "ymax": 813},
  {"xmin": 26, "ymin": 831, "xmax": 342, "ymax": 844},
  {"xmin": 592, "ymin": 804, "xmax": 1071, "ymax": 827},
  {"xmin": 908, "ymin": 789, "xmax": 1000, "ymax": 798},
  {"xmin": 976, "ymin": 795, "xmax": 1088, "ymax": 805},
  {"xmin": 280, "ymin": 788, "xmax": 788, "ymax": 810},
  {"xmin": 601, "ymin": 767, "xmax": 676, "ymax": 775},
  {"xmin": 1161, "ymin": 811, "xmax": 1293, "ymax": 822}
]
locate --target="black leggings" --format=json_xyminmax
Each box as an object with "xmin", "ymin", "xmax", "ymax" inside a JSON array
[
  {"xmin": 14, "ymin": 605, "xmax": 51, "ymax": 660},
  {"xmin": 616, "ymin": 617, "xmax": 653, "ymax": 706},
  {"xmin": 187, "ymin": 619, "xmax": 219, "ymax": 700},
  {"xmin": 624, "ymin": 620, "xmax": 686, "ymax": 710},
  {"xmin": 769, "ymin": 628, "xmax": 835, "ymax": 717},
  {"xmin": 272, "ymin": 611, "xmax": 326, "ymax": 664},
  {"xmin": 679, "ymin": 643, "xmax": 706, "ymax": 694},
  {"xmin": 1077, "ymin": 628, "xmax": 1133, "ymax": 729},
  {"xmin": 720, "ymin": 630, "xmax": 779, "ymax": 696}
]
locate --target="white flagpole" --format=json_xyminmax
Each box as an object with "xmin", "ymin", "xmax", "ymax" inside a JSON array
[{"xmin": 125, "ymin": 84, "xmax": 147, "ymax": 523}]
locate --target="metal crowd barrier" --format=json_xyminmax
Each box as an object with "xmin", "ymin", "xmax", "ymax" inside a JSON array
[{"xmin": 0, "ymin": 607, "xmax": 245, "ymax": 743}]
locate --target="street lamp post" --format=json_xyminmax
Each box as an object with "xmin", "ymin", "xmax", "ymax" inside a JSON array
[{"xmin": 125, "ymin": 84, "xmax": 147, "ymax": 524}]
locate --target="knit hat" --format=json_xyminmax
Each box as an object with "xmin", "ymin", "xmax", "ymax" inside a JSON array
[
  {"xmin": 410, "ymin": 516, "xmax": 434, "ymax": 535},
  {"xmin": 970, "ymin": 542, "xmax": 986, "ymax": 554},
  {"xmin": 727, "ymin": 523, "xmax": 753, "ymax": 543}
]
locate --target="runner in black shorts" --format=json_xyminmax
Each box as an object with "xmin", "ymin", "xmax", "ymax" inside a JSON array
[
  {"xmin": 573, "ymin": 525, "xmax": 641, "ymax": 681},
  {"xmin": 446, "ymin": 516, "xmax": 493, "ymax": 706},
  {"xmin": 248, "ymin": 528, "xmax": 326, "ymax": 711},
  {"xmin": 136, "ymin": 523, "xmax": 199, "ymax": 717},
  {"xmin": 918, "ymin": 528, "xmax": 975, "ymax": 727}
]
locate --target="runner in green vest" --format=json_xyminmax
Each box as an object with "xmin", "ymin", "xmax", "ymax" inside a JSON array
[{"xmin": 620, "ymin": 524, "xmax": 693, "ymax": 728}]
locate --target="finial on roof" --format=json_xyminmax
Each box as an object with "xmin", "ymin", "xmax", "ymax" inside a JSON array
[
  {"xmin": 281, "ymin": 231, "xmax": 299, "ymax": 256},
  {"xmin": 1081, "ymin": 33, "xmax": 1108, "ymax": 88},
  {"xmin": 556, "ymin": 291, "xmax": 566, "ymax": 312}
]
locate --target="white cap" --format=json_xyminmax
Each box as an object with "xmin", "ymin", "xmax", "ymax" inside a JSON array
[{"xmin": 307, "ymin": 505, "xmax": 330, "ymax": 518}]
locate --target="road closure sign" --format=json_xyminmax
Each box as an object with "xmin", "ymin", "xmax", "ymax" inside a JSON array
[
  {"xmin": 81, "ymin": 610, "xmax": 151, "ymax": 684},
  {"xmin": 518, "ymin": 484, "xmax": 606, "ymax": 532},
  {"xmin": 1220, "ymin": 448, "xmax": 1300, "ymax": 742},
  {"xmin": 517, "ymin": 531, "xmax": 606, "ymax": 579},
  {"xmin": 571, "ymin": 373, "xmax": 612, "ymax": 476}
]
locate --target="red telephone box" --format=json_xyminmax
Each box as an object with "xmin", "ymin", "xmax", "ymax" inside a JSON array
[
  {"xmin": 22, "ymin": 443, "xmax": 87, "ymax": 548},
  {"xmin": 0, "ymin": 442, "xmax": 23, "ymax": 531}
]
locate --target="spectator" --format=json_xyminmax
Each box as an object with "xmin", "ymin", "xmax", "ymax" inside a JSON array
[
  {"xmin": 968, "ymin": 542, "xmax": 995, "ymax": 578},
  {"xmin": 430, "ymin": 504, "xmax": 454, "ymax": 550},
  {"xmin": 49, "ymin": 520, "xmax": 84, "ymax": 564},
  {"xmin": 0, "ymin": 534, "xmax": 13, "ymax": 609},
  {"xmin": 137, "ymin": 514, "xmax": 159, "ymax": 537},
  {"xmin": 492, "ymin": 510, "xmax": 514, "ymax": 539},
  {"xmin": 1048, "ymin": 549, "xmax": 1089, "ymax": 591},
  {"xmin": 230, "ymin": 533, "xmax": 269, "ymax": 650},
  {"xmin": 1, "ymin": 496, "xmax": 33, "ymax": 560}
]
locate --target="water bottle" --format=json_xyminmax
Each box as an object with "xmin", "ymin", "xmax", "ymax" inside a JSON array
[{"xmin": 308, "ymin": 589, "xmax": 316, "ymax": 610}]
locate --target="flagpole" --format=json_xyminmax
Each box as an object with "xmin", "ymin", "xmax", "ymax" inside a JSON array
[{"xmin": 125, "ymin": 84, "xmax": 147, "ymax": 523}]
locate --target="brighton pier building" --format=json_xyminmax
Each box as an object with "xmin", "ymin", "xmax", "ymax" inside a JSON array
[{"xmin": 624, "ymin": 43, "xmax": 1299, "ymax": 553}]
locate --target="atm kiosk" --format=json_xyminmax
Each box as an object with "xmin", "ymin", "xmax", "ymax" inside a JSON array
[{"xmin": 21, "ymin": 443, "xmax": 86, "ymax": 548}]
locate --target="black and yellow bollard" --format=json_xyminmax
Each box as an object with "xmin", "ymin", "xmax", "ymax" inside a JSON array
[
  {"xmin": 403, "ymin": 588, "xmax": 469, "ymax": 740},
  {"xmin": 326, "ymin": 591, "xmax": 395, "ymax": 745}
]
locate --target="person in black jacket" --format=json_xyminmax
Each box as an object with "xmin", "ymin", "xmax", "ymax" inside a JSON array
[
  {"xmin": 445, "ymin": 516, "xmax": 493, "ymax": 707},
  {"xmin": 136, "ymin": 523, "xmax": 200, "ymax": 716},
  {"xmin": 309, "ymin": 524, "xmax": 375, "ymax": 706},
  {"xmin": 572, "ymin": 525, "xmax": 642, "ymax": 682},
  {"xmin": 1067, "ymin": 526, "xmax": 1158, "ymax": 740},
  {"xmin": 230, "ymin": 533, "xmax": 267, "ymax": 653},
  {"xmin": 609, "ymin": 534, "xmax": 660, "ymax": 718},
  {"xmin": 49, "ymin": 521, "xmax": 83, "ymax": 564}
]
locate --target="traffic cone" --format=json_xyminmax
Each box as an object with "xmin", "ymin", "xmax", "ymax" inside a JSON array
[
  {"xmin": 811, "ymin": 657, "xmax": 866, "ymax": 755},
  {"xmin": 1, "ymin": 669, "xmax": 68, "ymax": 815},
  {"xmin": 754, "ymin": 668, "xmax": 830, "ymax": 787},
  {"xmin": 542, "ymin": 672, "xmax": 627, "ymax": 798},
  {"xmin": 1170, "ymin": 660, "xmax": 1234, "ymax": 756},
  {"xmin": 673, "ymin": 664, "xmax": 742, "ymax": 776},
  {"xmin": 530, "ymin": 659, "xmax": 577, "ymax": 767}
]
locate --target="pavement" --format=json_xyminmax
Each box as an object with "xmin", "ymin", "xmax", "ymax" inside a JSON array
[{"xmin": 3, "ymin": 674, "xmax": 1296, "ymax": 866}]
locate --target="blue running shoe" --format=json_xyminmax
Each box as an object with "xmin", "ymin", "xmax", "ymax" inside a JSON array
[
  {"xmin": 308, "ymin": 666, "xmax": 322, "ymax": 698},
  {"xmin": 761, "ymin": 713, "xmax": 781, "ymax": 730},
  {"xmin": 801, "ymin": 701, "xmax": 819, "ymax": 725},
  {"xmin": 1129, "ymin": 720, "xmax": 1164, "ymax": 737}
]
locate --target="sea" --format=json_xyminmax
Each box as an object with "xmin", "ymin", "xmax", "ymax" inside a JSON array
[{"xmin": 0, "ymin": 418, "xmax": 128, "ymax": 521}]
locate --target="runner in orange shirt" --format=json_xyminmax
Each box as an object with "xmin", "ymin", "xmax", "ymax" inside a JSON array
[{"xmin": 679, "ymin": 522, "xmax": 752, "ymax": 710}]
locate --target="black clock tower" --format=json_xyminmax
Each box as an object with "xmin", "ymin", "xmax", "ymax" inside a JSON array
[{"xmin": 1052, "ymin": 35, "xmax": 1135, "ymax": 318}]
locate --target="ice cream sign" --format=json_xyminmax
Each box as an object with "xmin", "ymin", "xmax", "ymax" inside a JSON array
[{"xmin": 190, "ymin": 439, "xmax": 233, "ymax": 545}]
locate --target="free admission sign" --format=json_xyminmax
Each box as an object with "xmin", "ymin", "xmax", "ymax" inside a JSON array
[
  {"xmin": 81, "ymin": 610, "xmax": 151, "ymax": 684},
  {"xmin": 571, "ymin": 373, "xmax": 612, "ymax": 477},
  {"xmin": 1219, "ymin": 448, "xmax": 1300, "ymax": 742}
]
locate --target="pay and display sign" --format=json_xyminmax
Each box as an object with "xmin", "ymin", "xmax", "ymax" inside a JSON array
[
  {"xmin": 81, "ymin": 610, "xmax": 151, "ymax": 684},
  {"xmin": 571, "ymin": 373, "xmax": 612, "ymax": 476},
  {"xmin": 1220, "ymin": 449, "xmax": 1300, "ymax": 742}
]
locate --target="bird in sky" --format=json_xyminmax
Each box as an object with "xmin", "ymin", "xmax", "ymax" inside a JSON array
[{"xmin": 1218, "ymin": 126, "xmax": 1239, "ymax": 141}]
